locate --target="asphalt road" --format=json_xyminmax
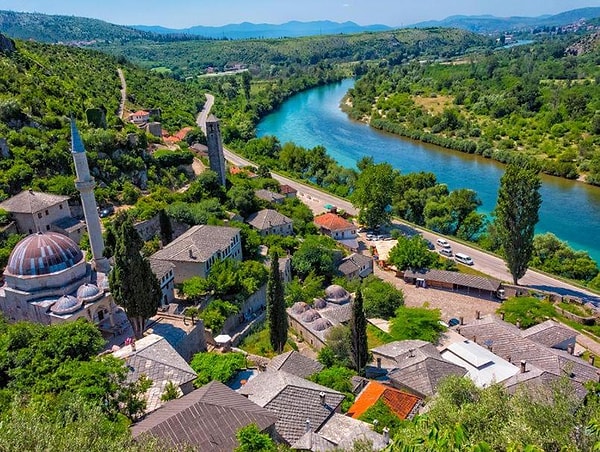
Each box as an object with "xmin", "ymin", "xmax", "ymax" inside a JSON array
[{"xmin": 197, "ymin": 94, "xmax": 600, "ymax": 305}]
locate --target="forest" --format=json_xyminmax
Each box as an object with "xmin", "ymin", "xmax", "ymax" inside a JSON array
[{"xmin": 346, "ymin": 34, "xmax": 600, "ymax": 185}]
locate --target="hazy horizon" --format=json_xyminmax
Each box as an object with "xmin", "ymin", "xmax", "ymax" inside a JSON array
[{"xmin": 0, "ymin": 0, "xmax": 598, "ymax": 28}]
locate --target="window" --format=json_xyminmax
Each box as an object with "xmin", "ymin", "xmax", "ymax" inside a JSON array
[
  {"xmin": 59, "ymin": 204, "xmax": 63, "ymax": 210},
  {"xmin": 46, "ymin": 225, "xmax": 50, "ymax": 231},
  {"xmin": 37, "ymin": 213, "xmax": 42, "ymax": 219},
  {"xmin": 28, "ymin": 229, "xmax": 33, "ymax": 234},
  {"xmin": 45, "ymin": 210, "xmax": 49, "ymax": 216}
]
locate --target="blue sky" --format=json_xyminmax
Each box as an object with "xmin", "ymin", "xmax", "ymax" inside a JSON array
[{"xmin": 0, "ymin": 0, "xmax": 598, "ymax": 28}]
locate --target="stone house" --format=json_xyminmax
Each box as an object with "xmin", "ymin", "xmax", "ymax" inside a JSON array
[{"xmin": 246, "ymin": 209, "xmax": 294, "ymax": 237}]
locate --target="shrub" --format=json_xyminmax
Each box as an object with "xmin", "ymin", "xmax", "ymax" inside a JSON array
[{"xmin": 189, "ymin": 352, "xmax": 246, "ymax": 387}]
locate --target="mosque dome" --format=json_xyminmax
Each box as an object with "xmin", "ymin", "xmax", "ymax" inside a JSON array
[
  {"xmin": 324, "ymin": 285, "xmax": 350, "ymax": 304},
  {"xmin": 302, "ymin": 309, "xmax": 321, "ymax": 323},
  {"xmin": 76, "ymin": 283, "xmax": 101, "ymax": 302},
  {"xmin": 291, "ymin": 302, "xmax": 310, "ymax": 315},
  {"xmin": 50, "ymin": 295, "xmax": 83, "ymax": 315},
  {"xmin": 6, "ymin": 232, "xmax": 84, "ymax": 276},
  {"xmin": 313, "ymin": 298, "xmax": 327, "ymax": 310},
  {"xmin": 312, "ymin": 318, "xmax": 333, "ymax": 332}
]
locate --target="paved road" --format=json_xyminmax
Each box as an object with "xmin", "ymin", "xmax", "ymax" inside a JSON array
[
  {"xmin": 196, "ymin": 93, "xmax": 215, "ymax": 135},
  {"xmin": 196, "ymin": 94, "xmax": 600, "ymax": 305},
  {"xmin": 117, "ymin": 68, "xmax": 127, "ymax": 120}
]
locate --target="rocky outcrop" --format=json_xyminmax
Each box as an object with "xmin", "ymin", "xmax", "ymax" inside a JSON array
[
  {"xmin": 0, "ymin": 33, "xmax": 16, "ymax": 53},
  {"xmin": 565, "ymin": 32, "xmax": 600, "ymax": 56}
]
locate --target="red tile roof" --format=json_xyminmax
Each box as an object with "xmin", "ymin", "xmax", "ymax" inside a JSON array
[
  {"xmin": 314, "ymin": 213, "xmax": 354, "ymax": 232},
  {"xmin": 280, "ymin": 184, "xmax": 297, "ymax": 195},
  {"xmin": 347, "ymin": 381, "xmax": 421, "ymax": 420},
  {"xmin": 131, "ymin": 110, "xmax": 149, "ymax": 117}
]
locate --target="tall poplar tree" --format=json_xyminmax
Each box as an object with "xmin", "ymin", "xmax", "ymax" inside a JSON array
[
  {"xmin": 109, "ymin": 218, "xmax": 161, "ymax": 339},
  {"xmin": 494, "ymin": 160, "xmax": 542, "ymax": 285},
  {"xmin": 267, "ymin": 253, "xmax": 287, "ymax": 353},
  {"xmin": 350, "ymin": 289, "xmax": 369, "ymax": 376}
]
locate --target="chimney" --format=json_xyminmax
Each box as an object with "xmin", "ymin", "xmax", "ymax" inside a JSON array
[
  {"xmin": 516, "ymin": 319, "xmax": 521, "ymax": 329},
  {"xmin": 590, "ymin": 355, "xmax": 596, "ymax": 366},
  {"xmin": 472, "ymin": 336, "xmax": 477, "ymax": 344},
  {"xmin": 567, "ymin": 343, "xmax": 575, "ymax": 355},
  {"xmin": 476, "ymin": 310, "xmax": 481, "ymax": 320},
  {"xmin": 305, "ymin": 419, "xmax": 311, "ymax": 433},
  {"xmin": 520, "ymin": 360, "xmax": 527, "ymax": 373},
  {"xmin": 459, "ymin": 316, "xmax": 464, "ymax": 325},
  {"xmin": 376, "ymin": 357, "xmax": 381, "ymax": 369},
  {"xmin": 131, "ymin": 339, "xmax": 136, "ymax": 352},
  {"xmin": 408, "ymin": 348, "xmax": 415, "ymax": 358},
  {"xmin": 507, "ymin": 355, "xmax": 512, "ymax": 363},
  {"xmin": 383, "ymin": 427, "xmax": 390, "ymax": 445},
  {"xmin": 500, "ymin": 312, "xmax": 505, "ymax": 321},
  {"xmin": 319, "ymin": 391, "xmax": 326, "ymax": 405},
  {"xmin": 188, "ymin": 249, "xmax": 194, "ymax": 259}
]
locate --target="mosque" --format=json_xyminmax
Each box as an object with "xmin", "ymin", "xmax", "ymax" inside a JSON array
[{"xmin": 0, "ymin": 120, "xmax": 117, "ymax": 328}]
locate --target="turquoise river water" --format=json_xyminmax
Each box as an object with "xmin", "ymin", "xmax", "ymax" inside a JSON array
[{"xmin": 257, "ymin": 79, "xmax": 600, "ymax": 264}]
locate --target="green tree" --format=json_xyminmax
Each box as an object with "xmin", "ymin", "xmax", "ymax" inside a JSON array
[
  {"xmin": 267, "ymin": 253, "xmax": 288, "ymax": 353},
  {"xmin": 109, "ymin": 218, "xmax": 161, "ymax": 338},
  {"xmin": 494, "ymin": 160, "xmax": 542, "ymax": 284},
  {"xmin": 190, "ymin": 352, "xmax": 246, "ymax": 387},
  {"xmin": 350, "ymin": 290, "xmax": 369, "ymax": 376},
  {"xmin": 388, "ymin": 235, "xmax": 438, "ymax": 271},
  {"xmin": 361, "ymin": 275, "xmax": 404, "ymax": 319},
  {"xmin": 235, "ymin": 424, "xmax": 276, "ymax": 452},
  {"xmin": 390, "ymin": 306, "xmax": 446, "ymax": 343},
  {"xmin": 291, "ymin": 235, "xmax": 337, "ymax": 280},
  {"xmin": 323, "ymin": 325, "xmax": 352, "ymax": 368},
  {"xmin": 351, "ymin": 162, "xmax": 396, "ymax": 229},
  {"xmin": 158, "ymin": 209, "xmax": 173, "ymax": 245}
]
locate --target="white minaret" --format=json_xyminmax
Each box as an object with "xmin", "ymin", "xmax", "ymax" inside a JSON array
[{"xmin": 71, "ymin": 119, "xmax": 110, "ymax": 273}]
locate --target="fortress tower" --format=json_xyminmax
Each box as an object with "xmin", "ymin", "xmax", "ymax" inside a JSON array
[
  {"xmin": 71, "ymin": 119, "xmax": 110, "ymax": 272},
  {"xmin": 206, "ymin": 114, "xmax": 227, "ymax": 186}
]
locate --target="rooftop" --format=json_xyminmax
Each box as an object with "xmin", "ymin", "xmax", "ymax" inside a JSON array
[
  {"xmin": 347, "ymin": 381, "xmax": 421, "ymax": 420},
  {"xmin": 521, "ymin": 319, "xmax": 578, "ymax": 348},
  {"xmin": 149, "ymin": 260, "xmax": 175, "ymax": 280},
  {"xmin": 238, "ymin": 370, "xmax": 345, "ymax": 445},
  {"xmin": 403, "ymin": 269, "xmax": 502, "ymax": 292},
  {"xmin": 246, "ymin": 209, "xmax": 292, "ymax": 231},
  {"xmin": 150, "ymin": 225, "xmax": 240, "ymax": 264},
  {"xmin": 314, "ymin": 212, "xmax": 355, "ymax": 232},
  {"xmin": 255, "ymin": 189, "xmax": 285, "ymax": 203},
  {"xmin": 280, "ymin": 184, "xmax": 297, "ymax": 195},
  {"xmin": 267, "ymin": 350, "xmax": 324, "ymax": 378},
  {"xmin": 0, "ymin": 190, "xmax": 70, "ymax": 214},
  {"xmin": 131, "ymin": 380, "xmax": 277, "ymax": 452},
  {"xmin": 337, "ymin": 253, "xmax": 373, "ymax": 276},
  {"xmin": 112, "ymin": 334, "xmax": 197, "ymax": 413}
]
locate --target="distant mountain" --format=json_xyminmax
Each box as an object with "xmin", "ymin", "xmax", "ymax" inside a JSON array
[
  {"xmin": 0, "ymin": 10, "xmax": 153, "ymax": 42},
  {"xmin": 411, "ymin": 7, "xmax": 600, "ymax": 33},
  {"xmin": 131, "ymin": 20, "xmax": 392, "ymax": 39}
]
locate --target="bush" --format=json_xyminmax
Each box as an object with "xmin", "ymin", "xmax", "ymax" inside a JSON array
[
  {"xmin": 189, "ymin": 352, "xmax": 246, "ymax": 387},
  {"xmin": 497, "ymin": 296, "xmax": 557, "ymax": 328},
  {"xmin": 389, "ymin": 306, "xmax": 446, "ymax": 343}
]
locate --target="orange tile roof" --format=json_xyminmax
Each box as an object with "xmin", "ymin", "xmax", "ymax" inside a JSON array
[
  {"xmin": 131, "ymin": 110, "xmax": 149, "ymax": 117},
  {"xmin": 314, "ymin": 212, "xmax": 354, "ymax": 232},
  {"xmin": 347, "ymin": 381, "xmax": 421, "ymax": 420},
  {"xmin": 174, "ymin": 127, "xmax": 193, "ymax": 141}
]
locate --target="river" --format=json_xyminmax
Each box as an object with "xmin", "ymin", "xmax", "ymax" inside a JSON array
[{"xmin": 257, "ymin": 79, "xmax": 600, "ymax": 264}]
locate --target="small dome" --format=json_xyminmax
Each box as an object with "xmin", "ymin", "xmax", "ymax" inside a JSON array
[
  {"xmin": 6, "ymin": 232, "xmax": 84, "ymax": 276},
  {"xmin": 325, "ymin": 285, "xmax": 350, "ymax": 304},
  {"xmin": 312, "ymin": 318, "xmax": 333, "ymax": 332},
  {"xmin": 50, "ymin": 295, "xmax": 83, "ymax": 315},
  {"xmin": 76, "ymin": 283, "xmax": 101, "ymax": 302},
  {"xmin": 302, "ymin": 309, "xmax": 321, "ymax": 323},
  {"xmin": 291, "ymin": 302, "xmax": 310, "ymax": 314},
  {"xmin": 313, "ymin": 298, "xmax": 327, "ymax": 310}
]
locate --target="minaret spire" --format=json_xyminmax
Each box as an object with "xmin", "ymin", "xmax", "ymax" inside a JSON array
[{"xmin": 71, "ymin": 118, "xmax": 110, "ymax": 272}]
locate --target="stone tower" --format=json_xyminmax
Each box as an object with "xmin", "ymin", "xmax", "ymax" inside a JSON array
[
  {"xmin": 206, "ymin": 114, "xmax": 226, "ymax": 186},
  {"xmin": 71, "ymin": 119, "xmax": 110, "ymax": 272}
]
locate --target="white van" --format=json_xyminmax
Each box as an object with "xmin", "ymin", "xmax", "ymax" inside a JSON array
[
  {"xmin": 439, "ymin": 248, "xmax": 453, "ymax": 257},
  {"xmin": 455, "ymin": 253, "xmax": 474, "ymax": 265}
]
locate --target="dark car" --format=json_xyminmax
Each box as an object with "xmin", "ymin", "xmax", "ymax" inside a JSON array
[
  {"xmin": 424, "ymin": 239, "xmax": 435, "ymax": 250},
  {"xmin": 99, "ymin": 205, "xmax": 115, "ymax": 218}
]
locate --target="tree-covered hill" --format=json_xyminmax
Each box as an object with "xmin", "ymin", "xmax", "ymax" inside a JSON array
[
  {"xmin": 93, "ymin": 27, "xmax": 494, "ymax": 78},
  {"xmin": 0, "ymin": 9, "xmax": 159, "ymax": 43},
  {"xmin": 0, "ymin": 37, "xmax": 205, "ymax": 201},
  {"xmin": 345, "ymin": 34, "xmax": 600, "ymax": 185}
]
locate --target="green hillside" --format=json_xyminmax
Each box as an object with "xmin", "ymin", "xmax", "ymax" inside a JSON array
[
  {"xmin": 94, "ymin": 27, "xmax": 494, "ymax": 78},
  {"xmin": 0, "ymin": 37, "xmax": 205, "ymax": 201}
]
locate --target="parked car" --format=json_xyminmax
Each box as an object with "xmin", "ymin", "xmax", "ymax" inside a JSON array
[
  {"xmin": 436, "ymin": 238, "xmax": 451, "ymax": 249},
  {"xmin": 424, "ymin": 239, "xmax": 435, "ymax": 250},
  {"xmin": 439, "ymin": 248, "xmax": 453, "ymax": 257},
  {"xmin": 366, "ymin": 233, "xmax": 375, "ymax": 240},
  {"xmin": 455, "ymin": 253, "xmax": 474, "ymax": 265},
  {"xmin": 99, "ymin": 205, "xmax": 115, "ymax": 218}
]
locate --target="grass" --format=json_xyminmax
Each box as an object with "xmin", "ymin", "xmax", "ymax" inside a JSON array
[
  {"xmin": 367, "ymin": 323, "xmax": 395, "ymax": 348},
  {"xmin": 557, "ymin": 301, "xmax": 593, "ymax": 318},
  {"xmin": 238, "ymin": 322, "xmax": 295, "ymax": 358}
]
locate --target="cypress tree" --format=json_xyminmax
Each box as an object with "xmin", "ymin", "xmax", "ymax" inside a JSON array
[
  {"xmin": 109, "ymin": 218, "xmax": 161, "ymax": 339},
  {"xmin": 267, "ymin": 253, "xmax": 288, "ymax": 353},
  {"xmin": 494, "ymin": 159, "xmax": 542, "ymax": 285},
  {"xmin": 158, "ymin": 209, "xmax": 173, "ymax": 245},
  {"xmin": 350, "ymin": 289, "xmax": 369, "ymax": 376}
]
